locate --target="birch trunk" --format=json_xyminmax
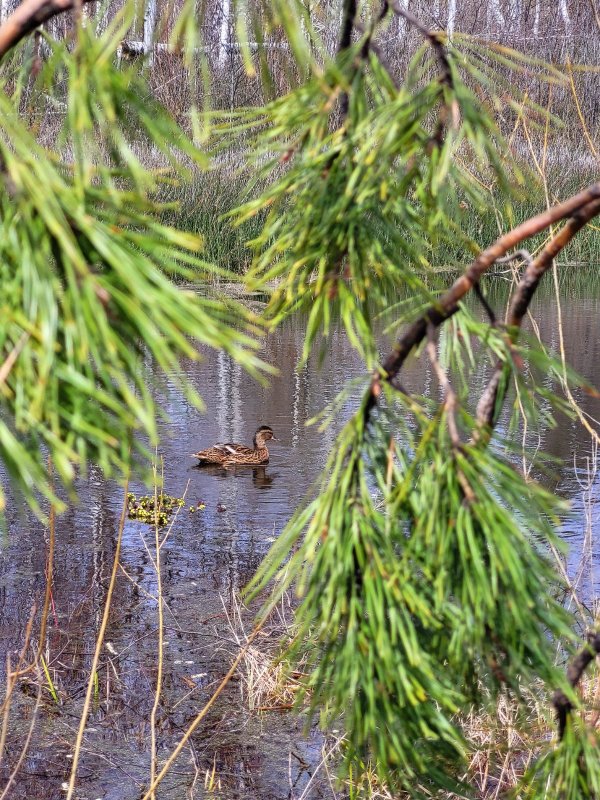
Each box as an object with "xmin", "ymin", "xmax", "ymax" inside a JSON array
[{"xmin": 143, "ymin": 0, "xmax": 157, "ymax": 66}]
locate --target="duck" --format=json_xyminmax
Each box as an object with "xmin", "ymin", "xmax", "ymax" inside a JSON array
[{"xmin": 191, "ymin": 425, "xmax": 276, "ymax": 466}]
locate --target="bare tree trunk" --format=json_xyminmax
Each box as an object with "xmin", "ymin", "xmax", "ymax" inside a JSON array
[
  {"xmin": 143, "ymin": 0, "xmax": 157, "ymax": 66},
  {"xmin": 395, "ymin": 0, "xmax": 408, "ymax": 36},
  {"xmin": 219, "ymin": 0, "xmax": 231, "ymax": 66},
  {"xmin": 533, "ymin": 0, "xmax": 540, "ymax": 36},
  {"xmin": 559, "ymin": 0, "xmax": 571, "ymax": 34},
  {"xmin": 489, "ymin": 0, "xmax": 505, "ymax": 27},
  {"xmin": 447, "ymin": 0, "xmax": 456, "ymax": 37}
]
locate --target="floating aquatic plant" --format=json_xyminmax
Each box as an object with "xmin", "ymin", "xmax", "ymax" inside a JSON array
[{"xmin": 127, "ymin": 492, "xmax": 185, "ymax": 526}]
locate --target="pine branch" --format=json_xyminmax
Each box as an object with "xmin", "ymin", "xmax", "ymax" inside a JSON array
[
  {"xmin": 553, "ymin": 631, "xmax": 600, "ymax": 740},
  {"xmin": 388, "ymin": 0, "xmax": 451, "ymax": 87},
  {"xmin": 476, "ymin": 194, "xmax": 600, "ymax": 428},
  {"xmin": 0, "ymin": 0, "xmax": 95, "ymax": 59},
  {"xmin": 370, "ymin": 182, "xmax": 600, "ymax": 409}
]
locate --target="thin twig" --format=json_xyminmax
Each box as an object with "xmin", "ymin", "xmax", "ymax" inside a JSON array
[
  {"xmin": 426, "ymin": 324, "xmax": 460, "ymax": 446},
  {"xmin": 0, "ymin": 663, "xmax": 43, "ymax": 800},
  {"xmin": 388, "ymin": 0, "xmax": 451, "ymax": 85},
  {"xmin": 473, "ymin": 282, "xmax": 496, "ymax": 325},
  {"xmin": 139, "ymin": 621, "xmax": 266, "ymax": 800},
  {"xmin": 149, "ymin": 463, "xmax": 164, "ymax": 800},
  {"xmin": 0, "ymin": 605, "xmax": 36, "ymax": 724},
  {"xmin": 37, "ymin": 461, "xmax": 56, "ymax": 665}
]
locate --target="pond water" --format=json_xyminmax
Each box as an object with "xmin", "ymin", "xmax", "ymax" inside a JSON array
[{"xmin": 1, "ymin": 270, "xmax": 600, "ymax": 799}]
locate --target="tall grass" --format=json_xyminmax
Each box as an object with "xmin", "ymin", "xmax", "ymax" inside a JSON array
[
  {"xmin": 159, "ymin": 166, "xmax": 266, "ymax": 275},
  {"xmin": 158, "ymin": 163, "xmax": 600, "ymax": 277}
]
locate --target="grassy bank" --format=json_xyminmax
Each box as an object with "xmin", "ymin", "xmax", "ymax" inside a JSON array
[{"xmin": 159, "ymin": 164, "xmax": 600, "ymax": 277}]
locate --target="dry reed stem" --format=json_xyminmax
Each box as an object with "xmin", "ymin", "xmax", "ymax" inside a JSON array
[
  {"xmin": 222, "ymin": 592, "xmax": 301, "ymax": 710},
  {"xmin": 37, "ymin": 462, "xmax": 56, "ymax": 666},
  {"xmin": 149, "ymin": 462, "xmax": 165, "ymax": 800},
  {"xmin": 65, "ymin": 477, "xmax": 129, "ymax": 800},
  {"xmin": 0, "ymin": 333, "xmax": 29, "ymax": 388},
  {"xmin": 566, "ymin": 58, "xmax": 599, "ymax": 162},
  {"xmin": 139, "ymin": 620, "xmax": 265, "ymax": 800},
  {"xmin": 0, "ymin": 604, "xmax": 36, "ymax": 762},
  {"xmin": 0, "ymin": 663, "xmax": 43, "ymax": 800},
  {"xmin": 511, "ymin": 101, "xmax": 591, "ymax": 623}
]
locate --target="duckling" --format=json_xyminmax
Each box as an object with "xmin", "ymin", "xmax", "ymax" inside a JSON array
[{"xmin": 192, "ymin": 426, "xmax": 276, "ymax": 466}]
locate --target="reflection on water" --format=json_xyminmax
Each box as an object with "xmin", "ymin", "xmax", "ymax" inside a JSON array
[
  {"xmin": 0, "ymin": 272, "xmax": 600, "ymax": 797},
  {"xmin": 192, "ymin": 464, "xmax": 276, "ymax": 491}
]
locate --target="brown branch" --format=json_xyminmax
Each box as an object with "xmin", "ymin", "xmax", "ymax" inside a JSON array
[
  {"xmin": 426, "ymin": 324, "xmax": 460, "ymax": 446},
  {"xmin": 0, "ymin": 0, "xmax": 94, "ymax": 60},
  {"xmin": 475, "ymin": 195, "xmax": 600, "ymax": 428},
  {"xmin": 354, "ymin": 14, "xmax": 400, "ymax": 91},
  {"xmin": 338, "ymin": 0, "xmax": 358, "ymax": 55},
  {"xmin": 553, "ymin": 631, "xmax": 600, "ymax": 740},
  {"xmin": 473, "ymin": 281, "xmax": 496, "ymax": 325},
  {"xmin": 338, "ymin": 0, "xmax": 391, "ymax": 118},
  {"xmin": 388, "ymin": 0, "xmax": 451, "ymax": 87},
  {"xmin": 337, "ymin": 0, "xmax": 358, "ymax": 119},
  {"xmin": 388, "ymin": 2, "xmax": 455, "ymax": 147},
  {"xmin": 373, "ymin": 182, "xmax": 600, "ymax": 404}
]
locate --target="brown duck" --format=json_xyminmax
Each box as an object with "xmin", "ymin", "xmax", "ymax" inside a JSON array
[{"xmin": 192, "ymin": 426, "xmax": 276, "ymax": 466}]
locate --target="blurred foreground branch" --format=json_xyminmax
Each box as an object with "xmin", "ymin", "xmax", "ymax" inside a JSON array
[
  {"xmin": 0, "ymin": 0, "xmax": 94, "ymax": 59},
  {"xmin": 554, "ymin": 631, "xmax": 600, "ymax": 740}
]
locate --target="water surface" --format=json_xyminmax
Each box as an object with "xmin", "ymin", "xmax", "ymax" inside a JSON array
[{"xmin": 1, "ymin": 271, "xmax": 600, "ymax": 798}]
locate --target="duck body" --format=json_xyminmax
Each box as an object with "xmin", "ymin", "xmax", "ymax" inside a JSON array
[{"xmin": 192, "ymin": 425, "xmax": 275, "ymax": 467}]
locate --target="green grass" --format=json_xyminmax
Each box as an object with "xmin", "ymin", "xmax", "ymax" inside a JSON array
[
  {"xmin": 158, "ymin": 167, "xmax": 266, "ymax": 275},
  {"xmin": 431, "ymin": 167, "xmax": 600, "ymax": 271},
  {"xmin": 158, "ymin": 163, "xmax": 600, "ymax": 277}
]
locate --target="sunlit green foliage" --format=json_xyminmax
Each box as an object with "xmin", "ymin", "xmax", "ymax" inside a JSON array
[
  {"xmin": 0, "ymin": 9, "xmax": 267, "ymax": 514},
  {"xmin": 221, "ymin": 4, "xmax": 564, "ymax": 368},
  {"xmin": 232, "ymin": 1, "xmax": 598, "ymax": 796},
  {"xmin": 0, "ymin": 0, "xmax": 597, "ymax": 796}
]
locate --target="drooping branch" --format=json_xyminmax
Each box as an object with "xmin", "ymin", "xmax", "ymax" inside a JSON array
[
  {"xmin": 372, "ymin": 182, "xmax": 600, "ymax": 404},
  {"xmin": 476, "ymin": 194, "xmax": 600, "ymax": 428},
  {"xmin": 426, "ymin": 324, "xmax": 460, "ymax": 447},
  {"xmin": 0, "ymin": 0, "xmax": 94, "ymax": 59},
  {"xmin": 337, "ymin": 0, "xmax": 358, "ymax": 119},
  {"xmin": 388, "ymin": 0, "xmax": 451, "ymax": 87},
  {"xmin": 371, "ymin": 185, "xmax": 600, "ymax": 746},
  {"xmin": 553, "ymin": 631, "xmax": 600, "ymax": 739}
]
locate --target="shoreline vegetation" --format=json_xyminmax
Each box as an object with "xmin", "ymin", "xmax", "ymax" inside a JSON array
[{"xmin": 159, "ymin": 163, "xmax": 600, "ymax": 276}]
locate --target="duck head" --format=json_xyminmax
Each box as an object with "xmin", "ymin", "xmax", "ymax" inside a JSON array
[{"xmin": 253, "ymin": 425, "xmax": 276, "ymax": 448}]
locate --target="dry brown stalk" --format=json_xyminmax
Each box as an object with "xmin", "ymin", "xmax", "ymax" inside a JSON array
[
  {"xmin": 554, "ymin": 631, "xmax": 600, "ymax": 739},
  {"xmin": 0, "ymin": 663, "xmax": 43, "ymax": 800},
  {"xmin": 149, "ymin": 466, "xmax": 165, "ymax": 800},
  {"xmin": 139, "ymin": 620, "xmax": 265, "ymax": 800},
  {"xmin": 476, "ymin": 194, "xmax": 600, "ymax": 428},
  {"xmin": 0, "ymin": 604, "xmax": 36, "ymax": 726},
  {"xmin": 37, "ymin": 462, "xmax": 56, "ymax": 666},
  {"xmin": 0, "ymin": 332, "xmax": 29, "ymax": 388}
]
